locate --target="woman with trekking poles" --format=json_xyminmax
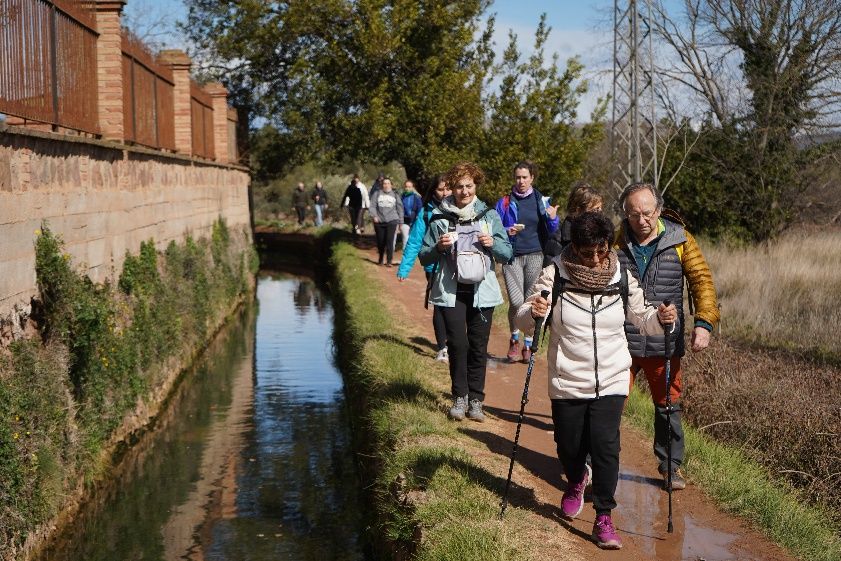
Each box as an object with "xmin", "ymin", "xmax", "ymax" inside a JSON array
[
  {"xmin": 517, "ymin": 211, "xmax": 676, "ymax": 550},
  {"xmin": 418, "ymin": 162, "xmax": 512, "ymax": 422},
  {"xmin": 542, "ymin": 181, "xmax": 604, "ymax": 266},
  {"xmin": 396, "ymin": 175, "xmax": 452, "ymax": 362}
]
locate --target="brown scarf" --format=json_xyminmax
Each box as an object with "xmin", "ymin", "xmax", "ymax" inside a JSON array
[{"xmin": 561, "ymin": 245, "xmax": 618, "ymax": 290}]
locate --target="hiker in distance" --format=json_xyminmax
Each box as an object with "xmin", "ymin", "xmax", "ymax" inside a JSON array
[
  {"xmin": 495, "ymin": 161, "xmax": 559, "ymax": 364},
  {"xmin": 341, "ymin": 174, "xmax": 370, "ymax": 236},
  {"xmin": 292, "ymin": 182, "xmax": 309, "ymax": 226},
  {"xmin": 396, "ymin": 175, "xmax": 452, "ymax": 362},
  {"xmin": 399, "ymin": 179, "xmax": 423, "ymax": 251},
  {"xmin": 311, "ymin": 181, "xmax": 329, "ymax": 227},
  {"xmin": 517, "ymin": 211, "xmax": 677, "ymax": 550},
  {"xmin": 419, "ymin": 162, "xmax": 512, "ymax": 422},
  {"xmin": 616, "ymin": 182, "xmax": 720, "ymax": 491},
  {"xmin": 369, "ymin": 177, "xmax": 404, "ymax": 267}
]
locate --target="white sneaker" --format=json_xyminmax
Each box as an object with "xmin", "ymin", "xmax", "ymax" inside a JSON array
[{"xmin": 435, "ymin": 347, "xmax": 449, "ymax": 362}]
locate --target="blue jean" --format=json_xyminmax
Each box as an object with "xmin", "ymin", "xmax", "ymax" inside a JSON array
[{"xmin": 314, "ymin": 204, "xmax": 325, "ymax": 226}]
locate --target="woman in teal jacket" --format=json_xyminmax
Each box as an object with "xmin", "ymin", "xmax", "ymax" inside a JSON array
[
  {"xmin": 397, "ymin": 175, "xmax": 451, "ymax": 361},
  {"xmin": 418, "ymin": 162, "xmax": 513, "ymax": 423}
]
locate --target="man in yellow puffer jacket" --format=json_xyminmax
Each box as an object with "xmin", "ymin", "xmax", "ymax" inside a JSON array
[{"xmin": 615, "ymin": 182, "xmax": 720, "ymax": 491}]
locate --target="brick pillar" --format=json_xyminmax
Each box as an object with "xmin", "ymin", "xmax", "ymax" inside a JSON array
[
  {"xmin": 204, "ymin": 83, "xmax": 230, "ymax": 164},
  {"xmin": 94, "ymin": 0, "xmax": 126, "ymax": 141},
  {"xmin": 159, "ymin": 50, "xmax": 193, "ymax": 155}
]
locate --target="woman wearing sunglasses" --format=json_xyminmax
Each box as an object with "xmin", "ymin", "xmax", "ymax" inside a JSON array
[{"xmin": 517, "ymin": 211, "xmax": 677, "ymax": 550}]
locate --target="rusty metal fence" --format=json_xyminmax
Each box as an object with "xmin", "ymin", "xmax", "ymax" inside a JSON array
[
  {"xmin": 190, "ymin": 80, "xmax": 214, "ymax": 160},
  {"xmin": 0, "ymin": 0, "xmax": 99, "ymax": 133},
  {"xmin": 226, "ymin": 107, "xmax": 238, "ymax": 163},
  {"xmin": 121, "ymin": 30, "xmax": 175, "ymax": 150}
]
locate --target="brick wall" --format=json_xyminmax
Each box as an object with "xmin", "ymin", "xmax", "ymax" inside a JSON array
[{"xmin": 0, "ymin": 125, "xmax": 251, "ymax": 341}]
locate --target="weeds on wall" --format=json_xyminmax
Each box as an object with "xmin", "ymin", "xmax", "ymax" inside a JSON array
[{"xmin": 0, "ymin": 219, "xmax": 257, "ymax": 557}]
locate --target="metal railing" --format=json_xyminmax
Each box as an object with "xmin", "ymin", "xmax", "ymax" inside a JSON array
[
  {"xmin": 0, "ymin": 0, "xmax": 98, "ymax": 133},
  {"xmin": 226, "ymin": 107, "xmax": 238, "ymax": 163},
  {"xmin": 190, "ymin": 80, "xmax": 214, "ymax": 160},
  {"xmin": 121, "ymin": 30, "xmax": 175, "ymax": 150}
]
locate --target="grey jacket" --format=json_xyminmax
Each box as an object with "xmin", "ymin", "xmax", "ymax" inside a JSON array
[
  {"xmin": 369, "ymin": 190, "xmax": 404, "ymax": 224},
  {"xmin": 418, "ymin": 199, "xmax": 513, "ymax": 309},
  {"xmin": 617, "ymin": 218, "xmax": 686, "ymax": 357}
]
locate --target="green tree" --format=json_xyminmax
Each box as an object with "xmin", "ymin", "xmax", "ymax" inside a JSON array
[
  {"xmin": 480, "ymin": 15, "xmax": 606, "ymax": 203},
  {"xmin": 183, "ymin": 0, "xmax": 495, "ymax": 184}
]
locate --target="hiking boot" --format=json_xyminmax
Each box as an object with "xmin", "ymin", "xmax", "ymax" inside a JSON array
[
  {"xmin": 466, "ymin": 399, "xmax": 485, "ymax": 422},
  {"xmin": 560, "ymin": 463, "xmax": 591, "ymax": 519},
  {"xmin": 592, "ymin": 513, "xmax": 622, "ymax": 550},
  {"xmin": 435, "ymin": 347, "xmax": 449, "ymax": 363},
  {"xmin": 448, "ymin": 395, "xmax": 467, "ymax": 421},
  {"xmin": 506, "ymin": 338, "xmax": 521, "ymax": 363},
  {"xmin": 521, "ymin": 344, "xmax": 532, "ymax": 364},
  {"xmin": 660, "ymin": 467, "xmax": 687, "ymax": 491}
]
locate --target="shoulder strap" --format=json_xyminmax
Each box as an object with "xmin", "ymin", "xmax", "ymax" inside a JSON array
[
  {"xmin": 542, "ymin": 263, "xmax": 566, "ymax": 341},
  {"xmin": 619, "ymin": 262, "xmax": 629, "ymax": 316},
  {"xmin": 473, "ymin": 207, "xmax": 492, "ymax": 223}
]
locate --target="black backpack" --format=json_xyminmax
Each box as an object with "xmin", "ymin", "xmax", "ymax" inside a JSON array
[{"xmin": 541, "ymin": 261, "xmax": 629, "ymax": 341}]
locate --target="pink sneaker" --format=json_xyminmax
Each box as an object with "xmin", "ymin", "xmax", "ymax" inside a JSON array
[
  {"xmin": 592, "ymin": 513, "xmax": 622, "ymax": 550},
  {"xmin": 560, "ymin": 464, "xmax": 591, "ymax": 519},
  {"xmin": 506, "ymin": 338, "xmax": 521, "ymax": 363}
]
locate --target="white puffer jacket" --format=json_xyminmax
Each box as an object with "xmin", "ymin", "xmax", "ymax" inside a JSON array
[{"xmin": 516, "ymin": 256, "xmax": 668, "ymax": 400}]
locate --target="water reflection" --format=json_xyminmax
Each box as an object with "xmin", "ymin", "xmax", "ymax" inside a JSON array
[{"xmin": 40, "ymin": 274, "xmax": 365, "ymax": 561}]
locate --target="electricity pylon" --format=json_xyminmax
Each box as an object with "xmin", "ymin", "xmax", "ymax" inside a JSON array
[{"xmin": 612, "ymin": 0, "xmax": 658, "ymax": 195}]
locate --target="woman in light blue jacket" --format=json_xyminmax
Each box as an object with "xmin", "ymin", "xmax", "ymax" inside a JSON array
[
  {"xmin": 397, "ymin": 175, "xmax": 451, "ymax": 361},
  {"xmin": 418, "ymin": 162, "xmax": 512, "ymax": 423}
]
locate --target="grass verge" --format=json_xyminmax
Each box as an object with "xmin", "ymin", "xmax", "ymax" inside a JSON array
[
  {"xmin": 624, "ymin": 386, "xmax": 841, "ymax": 561},
  {"xmin": 330, "ymin": 241, "xmax": 578, "ymax": 561}
]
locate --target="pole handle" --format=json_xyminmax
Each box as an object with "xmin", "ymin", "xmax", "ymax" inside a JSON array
[{"xmin": 530, "ymin": 289, "xmax": 551, "ymax": 352}]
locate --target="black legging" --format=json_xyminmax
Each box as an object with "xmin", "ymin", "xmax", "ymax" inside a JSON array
[
  {"xmin": 295, "ymin": 206, "xmax": 306, "ymax": 224},
  {"xmin": 425, "ymin": 271, "xmax": 447, "ymax": 351},
  {"xmin": 374, "ymin": 221, "xmax": 398, "ymax": 264},
  {"xmin": 440, "ymin": 286, "xmax": 494, "ymax": 401}
]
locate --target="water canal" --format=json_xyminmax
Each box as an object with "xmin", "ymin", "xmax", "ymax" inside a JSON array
[{"xmin": 39, "ymin": 272, "xmax": 368, "ymax": 561}]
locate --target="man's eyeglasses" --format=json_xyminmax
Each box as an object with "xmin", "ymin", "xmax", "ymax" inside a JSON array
[
  {"xmin": 574, "ymin": 245, "xmax": 609, "ymax": 259},
  {"xmin": 626, "ymin": 209, "xmax": 657, "ymax": 221}
]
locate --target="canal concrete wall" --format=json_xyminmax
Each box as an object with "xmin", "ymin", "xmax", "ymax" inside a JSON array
[{"xmin": 0, "ymin": 124, "xmax": 251, "ymax": 344}]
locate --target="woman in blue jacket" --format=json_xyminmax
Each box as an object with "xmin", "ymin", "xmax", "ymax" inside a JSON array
[{"xmin": 397, "ymin": 175, "xmax": 451, "ymax": 361}]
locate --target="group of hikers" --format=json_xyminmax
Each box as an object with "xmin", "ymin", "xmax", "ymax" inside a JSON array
[
  {"xmin": 393, "ymin": 160, "xmax": 719, "ymax": 550},
  {"xmin": 291, "ymin": 181, "xmax": 330, "ymax": 227}
]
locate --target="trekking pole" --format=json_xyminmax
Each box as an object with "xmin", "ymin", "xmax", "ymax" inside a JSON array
[
  {"xmin": 499, "ymin": 289, "xmax": 551, "ymax": 519},
  {"xmin": 662, "ymin": 299, "xmax": 674, "ymax": 534}
]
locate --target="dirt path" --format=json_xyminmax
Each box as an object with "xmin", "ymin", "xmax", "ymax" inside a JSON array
[{"xmin": 353, "ymin": 239, "xmax": 797, "ymax": 561}]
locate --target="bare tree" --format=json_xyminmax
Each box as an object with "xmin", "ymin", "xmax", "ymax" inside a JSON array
[{"xmin": 645, "ymin": 0, "xmax": 841, "ymax": 239}]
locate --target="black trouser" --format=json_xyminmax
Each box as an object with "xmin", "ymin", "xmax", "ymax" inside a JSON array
[
  {"xmin": 551, "ymin": 395, "xmax": 625, "ymax": 515},
  {"xmin": 425, "ymin": 271, "xmax": 447, "ymax": 350},
  {"xmin": 654, "ymin": 404, "xmax": 684, "ymax": 473},
  {"xmin": 440, "ymin": 286, "xmax": 494, "ymax": 401},
  {"xmin": 347, "ymin": 206, "xmax": 363, "ymax": 232},
  {"xmin": 295, "ymin": 206, "xmax": 306, "ymax": 224},
  {"xmin": 374, "ymin": 221, "xmax": 398, "ymax": 264}
]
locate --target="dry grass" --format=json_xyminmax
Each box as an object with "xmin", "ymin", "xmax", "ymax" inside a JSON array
[{"xmin": 704, "ymin": 227, "xmax": 841, "ymax": 358}]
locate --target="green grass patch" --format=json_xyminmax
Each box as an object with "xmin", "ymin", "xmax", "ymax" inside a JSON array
[
  {"xmin": 331, "ymin": 241, "xmax": 541, "ymax": 560},
  {"xmin": 624, "ymin": 386, "xmax": 841, "ymax": 561}
]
